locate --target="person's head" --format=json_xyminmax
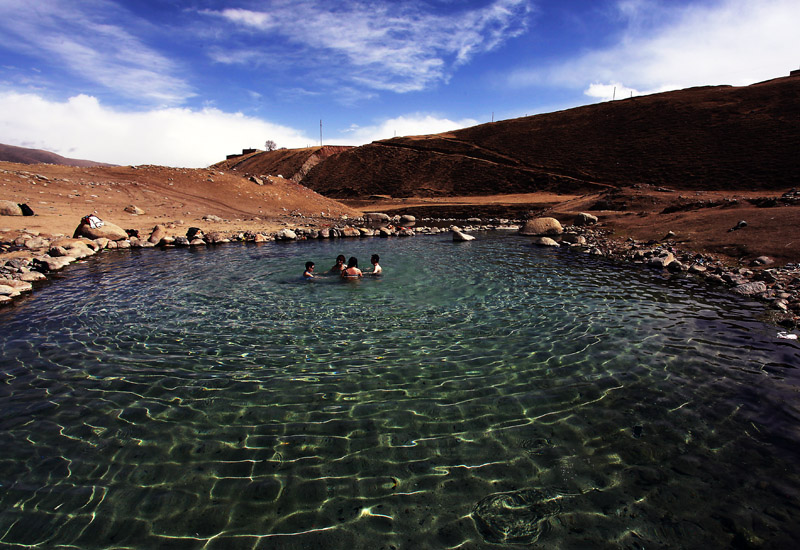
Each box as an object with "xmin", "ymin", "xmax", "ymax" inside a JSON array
[
  {"xmin": 336, "ymin": 255, "xmax": 345, "ymax": 264},
  {"xmin": 371, "ymin": 254, "xmax": 380, "ymax": 265},
  {"xmin": 347, "ymin": 256, "xmax": 358, "ymax": 268},
  {"xmin": 305, "ymin": 261, "xmax": 314, "ymax": 271}
]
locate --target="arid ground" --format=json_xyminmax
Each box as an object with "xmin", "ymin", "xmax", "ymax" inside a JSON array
[{"xmin": 2, "ymin": 160, "xmax": 798, "ymax": 267}]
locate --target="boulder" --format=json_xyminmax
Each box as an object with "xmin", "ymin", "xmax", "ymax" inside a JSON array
[
  {"xmin": 398, "ymin": 228, "xmax": 415, "ymax": 237},
  {"xmin": 19, "ymin": 271, "xmax": 47, "ymax": 282},
  {"xmin": 124, "ymin": 205, "xmax": 145, "ymax": 215},
  {"xmin": 205, "ymin": 231, "xmax": 229, "ymax": 244},
  {"xmin": 574, "ymin": 212, "xmax": 598, "ymax": 226},
  {"xmin": 253, "ymin": 233, "xmax": 270, "ymax": 243},
  {"xmin": 203, "ymin": 214, "xmax": 223, "ymax": 222},
  {"xmin": 378, "ymin": 227, "xmax": 393, "ymax": 238},
  {"xmin": 648, "ymin": 253, "xmax": 675, "ymax": 268},
  {"xmin": 74, "ymin": 220, "xmax": 128, "ymax": 241},
  {"xmin": 2, "ymin": 279, "xmax": 33, "ymax": 293},
  {"xmin": 453, "ymin": 230, "xmax": 475, "ymax": 242},
  {"xmin": 519, "ymin": 217, "xmax": 563, "ymax": 236},
  {"xmin": 561, "ymin": 233, "xmax": 586, "ymax": 245},
  {"xmin": 358, "ymin": 227, "xmax": 375, "ymax": 236},
  {"xmin": 532, "ymin": 237, "xmax": 560, "ymax": 247},
  {"xmin": 276, "ymin": 228, "xmax": 297, "ymax": 241},
  {"xmin": 23, "ymin": 237, "xmax": 50, "ymax": 250},
  {"xmin": 400, "ymin": 214, "xmax": 416, "ymax": 225},
  {"xmin": 733, "ymin": 281, "xmax": 767, "ymax": 296},
  {"xmin": 340, "ymin": 226, "xmax": 361, "ymax": 238},
  {"xmin": 365, "ymin": 212, "xmax": 391, "ymax": 224},
  {"xmin": 0, "ymin": 201, "xmax": 23, "ymax": 216},
  {"xmin": 148, "ymin": 225, "xmax": 167, "ymax": 244},
  {"xmin": 0, "ymin": 284, "xmax": 20, "ymax": 297},
  {"xmin": 33, "ymin": 256, "xmax": 76, "ymax": 272},
  {"xmin": 751, "ymin": 256, "xmax": 774, "ymax": 267}
]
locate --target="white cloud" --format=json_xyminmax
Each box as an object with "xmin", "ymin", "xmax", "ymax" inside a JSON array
[
  {"xmin": 0, "ymin": 92, "xmax": 313, "ymax": 167},
  {"xmin": 0, "ymin": 0, "xmax": 192, "ymax": 105},
  {"xmin": 509, "ymin": 0, "xmax": 800, "ymax": 97},
  {"xmin": 584, "ymin": 82, "xmax": 648, "ymax": 101},
  {"xmin": 204, "ymin": 0, "xmax": 532, "ymax": 93},
  {"xmin": 338, "ymin": 114, "xmax": 479, "ymax": 144}
]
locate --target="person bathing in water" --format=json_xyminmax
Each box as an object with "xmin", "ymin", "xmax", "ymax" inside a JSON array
[
  {"xmin": 303, "ymin": 261, "xmax": 315, "ymax": 279},
  {"xmin": 341, "ymin": 257, "xmax": 363, "ymax": 279},
  {"xmin": 329, "ymin": 255, "xmax": 346, "ymax": 275},
  {"xmin": 368, "ymin": 254, "xmax": 382, "ymax": 275}
]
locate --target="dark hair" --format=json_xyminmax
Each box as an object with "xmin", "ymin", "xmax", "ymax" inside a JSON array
[
  {"xmin": 347, "ymin": 256, "xmax": 358, "ymax": 268},
  {"xmin": 371, "ymin": 254, "xmax": 379, "ymax": 263},
  {"xmin": 305, "ymin": 261, "xmax": 314, "ymax": 270},
  {"xmin": 336, "ymin": 255, "xmax": 345, "ymax": 262}
]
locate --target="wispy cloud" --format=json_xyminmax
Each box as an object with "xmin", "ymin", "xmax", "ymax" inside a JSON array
[
  {"xmin": 203, "ymin": 0, "xmax": 532, "ymax": 94},
  {"xmin": 0, "ymin": 92, "xmax": 313, "ymax": 167},
  {"xmin": 508, "ymin": 0, "xmax": 800, "ymax": 98},
  {"xmin": 0, "ymin": 0, "xmax": 193, "ymax": 105}
]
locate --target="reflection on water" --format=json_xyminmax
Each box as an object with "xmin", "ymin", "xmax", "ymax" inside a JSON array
[{"xmin": 1, "ymin": 234, "xmax": 799, "ymax": 548}]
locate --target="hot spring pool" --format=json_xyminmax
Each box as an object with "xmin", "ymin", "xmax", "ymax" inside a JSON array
[{"xmin": 1, "ymin": 233, "xmax": 799, "ymax": 548}]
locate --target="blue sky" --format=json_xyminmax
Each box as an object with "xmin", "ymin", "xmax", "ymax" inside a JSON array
[{"xmin": 0, "ymin": 0, "xmax": 797, "ymax": 167}]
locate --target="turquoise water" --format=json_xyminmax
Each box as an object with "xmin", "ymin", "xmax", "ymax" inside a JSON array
[{"xmin": 1, "ymin": 233, "xmax": 799, "ymax": 549}]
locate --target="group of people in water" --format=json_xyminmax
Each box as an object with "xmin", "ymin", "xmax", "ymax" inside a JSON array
[{"xmin": 303, "ymin": 254, "xmax": 382, "ymax": 279}]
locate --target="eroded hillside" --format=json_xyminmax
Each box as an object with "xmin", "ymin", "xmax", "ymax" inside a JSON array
[{"xmin": 301, "ymin": 76, "xmax": 800, "ymax": 198}]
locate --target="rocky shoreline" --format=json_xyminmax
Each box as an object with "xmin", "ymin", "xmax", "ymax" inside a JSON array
[{"xmin": 1, "ymin": 212, "xmax": 798, "ymax": 330}]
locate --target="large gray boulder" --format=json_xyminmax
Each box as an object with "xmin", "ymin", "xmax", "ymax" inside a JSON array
[
  {"xmin": 453, "ymin": 230, "xmax": 475, "ymax": 242},
  {"xmin": 519, "ymin": 217, "xmax": 563, "ymax": 236},
  {"xmin": 74, "ymin": 220, "xmax": 128, "ymax": 241},
  {"xmin": 0, "ymin": 201, "xmax": 23, "ymax": 216}
]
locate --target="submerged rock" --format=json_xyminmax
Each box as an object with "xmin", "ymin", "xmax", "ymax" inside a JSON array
[{"xmin": 453, "ymin": 230, "xmax": 475, "ymax": 241}]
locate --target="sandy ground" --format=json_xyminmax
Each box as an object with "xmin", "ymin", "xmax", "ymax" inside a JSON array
[
  {"xmin": 2, "ymin": 161, "xmax": 800, "ymax": 267},
  {"xmin": 0, "ymin": 162, "xmax": 361, "ymax": 241}
]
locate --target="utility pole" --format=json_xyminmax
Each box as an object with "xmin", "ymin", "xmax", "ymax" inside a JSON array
[
  {"xmin": 319, "ymin": 120, "xmax": 323, "ymax": 146},
  {"xmin": 613, "ymin": 87, "xmax": 616, "ymax": 101}
]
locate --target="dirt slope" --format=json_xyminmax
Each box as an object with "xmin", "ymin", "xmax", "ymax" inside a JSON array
[
  {"xmin": 213, "ymin": 146, "xmax": 353, "ymax": 183},
  {"xmin": 0, "ymin": 162, "xmax": 361, "ymax": 238},
  {"xmin": 302, "ymin": 76, "xmax": 800, "ymax": 198}
]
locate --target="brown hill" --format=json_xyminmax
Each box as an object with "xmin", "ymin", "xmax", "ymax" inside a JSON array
[
  {"xmin": 301, "ymin": 75, "xmax": 800, "ymax": 198},
  {"xmin": 0, "ymin": 162, "xmax": 360, "ymax": 238},
  {"xmin": 212, "ymin": 145, "xmax": 353, "ymax": 183},
  {"xmin": 0, "ymin": 143, "xmax": 114, "ymax": 167}
]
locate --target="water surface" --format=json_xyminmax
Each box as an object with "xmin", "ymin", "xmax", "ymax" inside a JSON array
[{"xmin": 1, "ymin": 234, "xmax": 799, "ymax": 548}]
